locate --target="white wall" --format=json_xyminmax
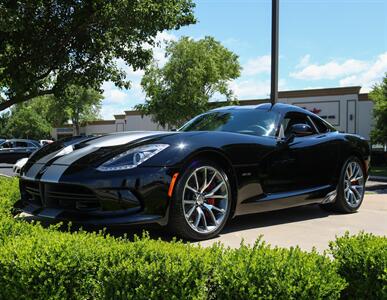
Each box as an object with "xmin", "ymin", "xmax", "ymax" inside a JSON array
[
  {"xmin": 125, "ymin": 115, "xmax": 165, "ymax": 131},
  {"xmin": 358, "ymin": 101, "xmax": 374, "ymax": 140},
  {"xmin": 80, "ymin": 124, "xmax": 117, "ymax": 136},
  {"xmin": 52, "ymin": 92, "xmax": 374, "ymax": 140}
]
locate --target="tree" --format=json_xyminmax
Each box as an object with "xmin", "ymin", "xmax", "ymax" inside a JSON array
[
  {"xmin": 136, "ymin": 36, "xmax": 241, "ymax": 128},
  {"xmin": 0, "ymin": 111, "xmax": 10, "ymax": 138},
  {"xmin": 4, "ymin": 104, "xmax": 52, "ymax": 140},
  {"xmin": 0, "ymin": 0, "xmax": 195, "ymax": 111},
  {"xmin": 57, "ymin": 85, "xmax": 103, "ymax": 135},
  {"xmin": 370, "ymin": 74, "xmax": 387, "ymax": 145}
]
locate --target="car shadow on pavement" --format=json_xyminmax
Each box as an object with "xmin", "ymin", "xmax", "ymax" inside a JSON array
[
  {"xmin": 222, "ymin": 204, "xmax": 332, "ymax": 234},
  {"xmin": 18, "ymin": 204, "xmax": 334, "ymax": 243}
]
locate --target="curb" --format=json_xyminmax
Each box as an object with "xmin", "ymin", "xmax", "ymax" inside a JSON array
[
  {"xmin": 366, "ymin": 184, "xmax": 387, "ymax": 191},
  {"xmin": 369, "ymin": 176, "xmax": 387, "ymax": 183}
]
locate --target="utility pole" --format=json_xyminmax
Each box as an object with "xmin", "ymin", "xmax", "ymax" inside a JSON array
[{"xmin": 270, "ymin": 0, "xmax": 279, "ymax": 105}]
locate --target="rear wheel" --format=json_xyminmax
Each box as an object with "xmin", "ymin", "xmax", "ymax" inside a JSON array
[
  {"xmin": 321, "ymin": 156, "xmax": 365, "ymax": 213},
  {"xmin": 168, "ymin": 161, "xmax": 232, "ymax": 240}
]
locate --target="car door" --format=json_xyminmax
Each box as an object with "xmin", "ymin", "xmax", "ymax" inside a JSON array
[
  {"xmin": 0, "ymin": 141, "xmax": 16, "ymax": 163},
  {"xmin": 262, "ymin": 112, "xmax": 338, "ymax": 194},
  {"xmin": 13, "ymin": 141, "xmax": 33, "ymax": 162}
]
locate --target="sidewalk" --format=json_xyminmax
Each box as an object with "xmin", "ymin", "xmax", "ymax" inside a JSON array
[{"xmin": 369, "ymin": 175, "xmax": 387, "ymax": 183}]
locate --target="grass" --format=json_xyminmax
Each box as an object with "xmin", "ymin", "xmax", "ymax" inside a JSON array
[{"xmin": 369, "ymin": 166, "xmax": 387, "ymax": 177}]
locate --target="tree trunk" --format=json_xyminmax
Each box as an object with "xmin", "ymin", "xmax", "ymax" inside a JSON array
[{"xmin": 73, "ymin": 123, "xmax": 80, "ymax": 136}]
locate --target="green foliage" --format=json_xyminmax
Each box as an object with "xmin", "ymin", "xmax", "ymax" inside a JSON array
[
  {"xmin": 210, "ymin": 241, "xmax": 345, "ymax": 300},
  {"xmin": 136, "ymin": 36, "xmax": 241, "ymax": 128},
  {"xmin": 370, "ymin": 74, "xmax": 387, "ymax": 144},
  {"xmin": 0, "ymin": 0, "xmax": 196, "ymax": 111},
  {"xmin": 2, "ymin": 86, "xmax": 102, "ymax": 139},
  {"xmin": 57, "ymin": 85, "xmax": 103, "ymax": 135},
  {"xmin": 0, "ymin": 111, "xmax": 10, "ymax": 137},
  {"xmin": 4, "ymin": 101, "xmax": 52, "ymax": 140},
  {"xmin": 330, "ymin": 232, "xmax": 387, "ymax": 299},
  {"xmin": 0, "ymin": 178, "xmax": 385, "ymax": 299}
]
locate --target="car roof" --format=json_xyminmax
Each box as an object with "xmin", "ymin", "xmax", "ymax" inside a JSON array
[
  {"xmin": 4, "ymin": 139, "xmax": 39, "ymax": 145},
  {"xmin": 209, "ymin": 102, "xmax": 313, "ymax": 115}
]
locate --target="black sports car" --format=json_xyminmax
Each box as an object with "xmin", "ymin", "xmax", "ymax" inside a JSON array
[{"xmin": 15, "ymin": 103, "xmax": 370, "ymax": 240}]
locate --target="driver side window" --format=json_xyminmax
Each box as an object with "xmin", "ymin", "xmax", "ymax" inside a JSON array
[
  {"xmin": 281, "ymin": 112, "xmax": 317, "ymax": 138},
  {"xmin": 0, "ymin": 142, "xmax": 13, "ymax": 149}
]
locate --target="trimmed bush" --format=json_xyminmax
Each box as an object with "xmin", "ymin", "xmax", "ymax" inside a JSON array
[
  {"xmin": 0, "ymin": 177, "xmax": 385, "ymax": 299},
  {"xmin": 330, "ymin": 232, "xmax": 387, "ymax": 299}
]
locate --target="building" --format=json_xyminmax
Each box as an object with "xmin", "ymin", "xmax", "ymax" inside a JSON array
[{"xmin": 52, "ymin": 86, "xmax": 374, "ymax": 140}]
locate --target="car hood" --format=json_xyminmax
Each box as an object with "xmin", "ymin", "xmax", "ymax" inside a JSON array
[{"xmin": 28, "ymin": 131, "xmax": 177, "ymax": 167}]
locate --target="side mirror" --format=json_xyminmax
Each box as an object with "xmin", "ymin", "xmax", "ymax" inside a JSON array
[
  {"xmin": 290, "ymin": 123, "xmax": 314, "ymax": 137},
  {"xmin": 281, "ymin": 123, "xmax": 314, "ymax": 145}
]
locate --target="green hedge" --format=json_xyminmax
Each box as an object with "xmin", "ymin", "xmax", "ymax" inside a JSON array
[
  {"xmin": 0, "ymin": 177, "xmax": 386, "ymax": 299},
  {"xmin": 330, "ymin": 232, "xmax": 387, "ymax": 299}
]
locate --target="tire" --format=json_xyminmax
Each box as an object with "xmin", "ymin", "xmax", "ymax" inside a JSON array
[
  {"xmin": 168, "ymin": 160, "xmax": 232, "ymax": 240},
  {"xmin": 321, "ymin": 156, "xmax": 365, "ymax": 213}
]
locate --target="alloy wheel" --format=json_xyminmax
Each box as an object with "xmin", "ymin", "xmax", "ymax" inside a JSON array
[
  {"xmin": 182, "ymin": 166, "xmax": 229, "ymax": 234},
  {"xmin": 344, "ymin": 161, "xmax": 364, "ymax": 207}
]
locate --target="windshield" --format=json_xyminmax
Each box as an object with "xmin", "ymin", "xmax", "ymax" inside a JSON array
[{"xmin": 180, "ymin": 109, "xmax": 280, "ymax": 137}]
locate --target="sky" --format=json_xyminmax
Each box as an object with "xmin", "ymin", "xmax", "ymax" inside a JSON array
[{"xmin": 101, "ymin": 0, "xmax": 387, "ymax": 119}]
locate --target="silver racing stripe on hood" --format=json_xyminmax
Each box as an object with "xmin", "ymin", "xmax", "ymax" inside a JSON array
[
  {"xmin": 52, "ymin": 131, "xmax": 172, "ymax": 166},
  {"xmin": 25, "ymin": 131, "xmax": 175, "ymax": 182},
  {"xmin": 24, "ymin": 163, "xmax": 45, "ymax": 180},
  {"xmin": 40, "ymin": 165, "xmax": 69, "ymax": 183}
]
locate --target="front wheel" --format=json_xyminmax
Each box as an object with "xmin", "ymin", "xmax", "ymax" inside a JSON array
[
  {"xmin": 168, "ymin": 161, "xmax": 232, "ymax": 240},
  {"xmin": 321, "ymin": 156, "xmax": 365, "ymax": 213}
]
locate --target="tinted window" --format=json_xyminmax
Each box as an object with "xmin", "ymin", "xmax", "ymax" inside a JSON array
[
  {"xmin": 311, "ymin": 116, "xmax": 336, "ymax": 133},
  {"xmin": 0, "ymin": 142, "xmax": 13, "ymax": 149},
  {"xmin": 180, "ymin": 110, "xmax": 280, "ymax": 137},
  {"xmin": 15, "ymin": 141, "xmax": 28, "ymax": 148},
  {"xmin": 311, "ymin": 116, "xmax": 328, "ymax": 133},
  {"xmin": 27, "ymin": 142, "xmax": 39, "ymax": 148}
]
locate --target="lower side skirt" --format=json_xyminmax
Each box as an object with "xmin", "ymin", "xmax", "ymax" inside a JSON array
[{"xmin": 235, "ymin": 185, "xmax": 336, "ymax": 216}]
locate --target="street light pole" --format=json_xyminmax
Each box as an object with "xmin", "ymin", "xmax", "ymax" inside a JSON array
[{"xmin": 270, "ymin": 0, "xmax": 279, "ymax": 105}]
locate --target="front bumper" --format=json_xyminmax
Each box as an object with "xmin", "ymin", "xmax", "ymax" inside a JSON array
[{"xmin": 14, "ymin": 166, "xmax": 177, "ymax": 226}]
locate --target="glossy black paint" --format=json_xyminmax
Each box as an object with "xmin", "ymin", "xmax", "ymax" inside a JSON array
[{"xmin": 15, "ymin": 103, "xmax": 370, "ymax": 228}]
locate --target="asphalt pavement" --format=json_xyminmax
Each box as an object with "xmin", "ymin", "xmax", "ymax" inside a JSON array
[
  {"xmin": 0, "ymin": 164, "xmax": 13, "ymax": 177},
  {"xmin": 198, "ymin": 193, "xmax": 387, "ymax": 252}
]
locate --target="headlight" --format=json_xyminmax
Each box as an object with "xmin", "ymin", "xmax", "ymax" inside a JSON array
[{"xmin": 97, "ymin": 144, "xmax": 169, "ymax": 171}]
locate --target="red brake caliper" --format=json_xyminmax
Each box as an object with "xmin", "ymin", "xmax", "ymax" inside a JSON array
[{"xmin": 207, "ymin": 198, "xmax": 215, "ymax": 205}]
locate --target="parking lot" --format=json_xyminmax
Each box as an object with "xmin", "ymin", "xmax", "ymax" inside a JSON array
[
  {"xmin": 2, "ymin": 163, "xmax": 386, "ymax": 252},
  {"xmin": 0, "ymin": 164, "xmax": 13, "ymax": 177},
  {"xmin": 198, "ymin": 192, "xmax": 387, "ymax": 252}
]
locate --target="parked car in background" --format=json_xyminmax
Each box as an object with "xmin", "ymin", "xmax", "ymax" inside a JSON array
[{"xmin": 0, "ymin": 139, "xmax": 40, "ymax": 164}]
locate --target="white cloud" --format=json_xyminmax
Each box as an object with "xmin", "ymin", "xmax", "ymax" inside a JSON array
[
  {"xmin": 151, "ymin": 31, "xmax": 178, "ymax": 66},
  {"xmin": 290, "ymin": 58, "xmax": 369, "ymax": 80},
  {"xmin": 339, "ymin": 52, "xmax": 387, "ymax": 92},
  {"xmin": 100, "ymin": 31, "xmax": 179, "ymax": 118},
  {"xmin": 230, "ymin": 80, "xmax": 270, "ymax": 99},
  {"xmin": 242, "ymin": 55, "xmax": 271, "ymax": 76},
  {"xmin": 296, "ymin": 54, "xmax": 311, "ymax": 69},
  {"xmin": 230, "ymin": 79, "xmax": 286, "ymax": 99},
  {"xmin": 100, "ymin": 105, "xmax": 124, "ymax": 120},
  {"xmin": 102, "ymin": 82, "xmax": 128, "ymax": 104}
]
